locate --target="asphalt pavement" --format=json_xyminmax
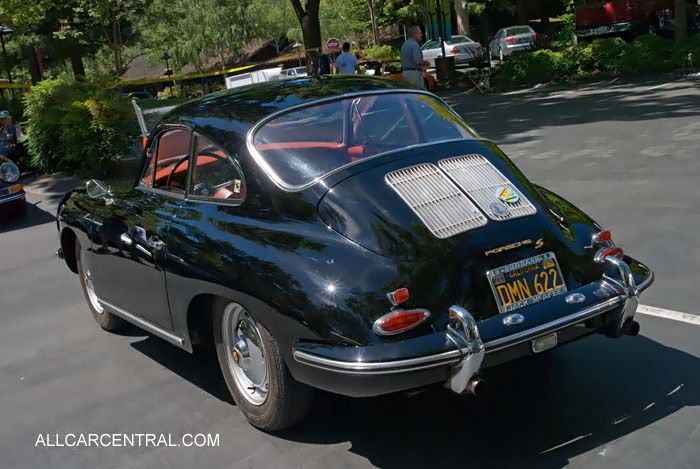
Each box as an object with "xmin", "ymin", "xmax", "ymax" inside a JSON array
[{"xmin": 0, "ymin": 75, "xmax": 698, "ymax": 468}]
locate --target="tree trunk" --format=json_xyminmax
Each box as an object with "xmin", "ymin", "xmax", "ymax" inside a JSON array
[
  {"xmin": 454, "ymin": 1, "xmax": 470, "ymax": 37},
  {"xmin": 290, "ymin": 0, "xmax": 322, "ymax": 76},
  {"xmin": 68, "ymin": 45, "xmax": 85, "ymax": 79},
  {"xmin": 517, "ymin": 0, "xmax": 528, "ymax": 25},
  {"xmin": 367, "ymin": 0, "xmax": 380, "ymax": 45},
  {"xmin": 675, "ymin": 0, "xmax": 688, "ymax": 41}
]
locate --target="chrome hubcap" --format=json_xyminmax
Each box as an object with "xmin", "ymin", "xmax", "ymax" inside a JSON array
[
  {"xmin": 80, "ymin": 255, "xmax": 103, "ymax": 314},
  {"xmin": 222, "ymin": 303, "xmax": 269, "ymax": 406}
]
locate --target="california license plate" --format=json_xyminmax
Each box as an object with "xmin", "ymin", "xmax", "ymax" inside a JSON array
[{"xmin": 486, "ymin": 252, "xmax": 567, "ymax": 314}]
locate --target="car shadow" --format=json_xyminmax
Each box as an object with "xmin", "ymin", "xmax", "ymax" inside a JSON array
[
  {"xmin": 127, "ymin": 329, "xmax": 698, "ymax": 468},
  {"xmin": 0, "ymin": 200, "xmax": 55, "ymax": 233},
  {"xmin": 128, "ymin": 334, "xmax": 233, "ymax": 404}
]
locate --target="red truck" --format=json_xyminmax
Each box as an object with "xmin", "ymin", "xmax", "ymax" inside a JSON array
[{"xmin": 575, "ymin": 0, "xmax": 699, "ymax": 39}]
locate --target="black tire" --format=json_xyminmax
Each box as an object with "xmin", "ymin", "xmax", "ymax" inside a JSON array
[
  {"xmin": 213, "ymin": 298, "xmax": 312, "ymax": 431},
  {"xmin": 75, "ymin": 238, "xmax": 125, "ymax": 331}
]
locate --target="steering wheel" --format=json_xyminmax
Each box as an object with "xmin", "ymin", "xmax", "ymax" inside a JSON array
[{"xmin": 166, "ymin": 155, "xmax": 190, "ymax": 189}]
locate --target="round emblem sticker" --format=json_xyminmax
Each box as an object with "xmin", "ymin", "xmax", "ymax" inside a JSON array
[
  {"xmin": 496, "ymin": 186, "xmax": 519, "ymax": 204},
  {"xmin": 489, "ymin": 202, "xmax": 510, "ymax": 217}
]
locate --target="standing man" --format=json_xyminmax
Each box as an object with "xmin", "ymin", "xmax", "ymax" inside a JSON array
[
  {"xmin": 335, "ymin": 42, "xmax": 358, "ymax": 75},
  {"xmin": 401, "ymin": 26, "xmax": 430, "ymax": 89}
]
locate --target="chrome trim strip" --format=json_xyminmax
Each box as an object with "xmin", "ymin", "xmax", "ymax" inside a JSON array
[
  {"xmin": 245, "ymin": 87, "xmax": 476, "ymax": 192},
  {"xmin": 293, "ymin": 348, "xmax": 465, "ymax": 375},
  {"xmin": 99, "ymin": 299, "xmax": 185, "ymax": 346},
  {"xmin": 484, "ymin": 296, "xmax": 622, "ymax": 352},
  {"xmin": 0, "ymin": 192, "xmax": 25, "ymax": 204}
]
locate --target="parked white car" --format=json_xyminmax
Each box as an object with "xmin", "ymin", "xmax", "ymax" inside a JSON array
[
  {"xmin": 488, "ymin": 25, "xmax": 538, "ymax": 61},
  {"xmin": 421, "ymin": 35, "xmax": 482, "ymax": 68}
]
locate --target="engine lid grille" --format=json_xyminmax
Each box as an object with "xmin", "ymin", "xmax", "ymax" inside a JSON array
[
  {"xmin": 385, "ymin": 163, "xmax": 488, "ymax": 239},
  {"xmin": 438, "ymin": 154, "xmax": 536, "ymax": 221}
]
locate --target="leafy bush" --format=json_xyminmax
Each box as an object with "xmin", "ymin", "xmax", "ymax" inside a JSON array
[
  {"xmin": 590, "ymin": 37, "xmax": 627, "ymax": 74},
  {"xmin": 363, "ymin": 45, "xmax": 399, "ymax": 60},
  {"xmin": 495, "ymin": 33, "xmax": 700, "ymax": 86},
  {"xmin": 621, "ymin": 34, "xmax": 673, "ymax": 73},
  {"xmin": 498, "ymin": 49, "xmax": 573, "ymax": 83},
  {"xmin": 23, "ymin": 76, "xmax": 137, "ymax": 175},
  {"xmin": 669, "ymin": 33, "xmax": 700, "ymax": 68},
  {"xmin": 0, "ymin": 96, "xmax": 24, "ymax": 121}
]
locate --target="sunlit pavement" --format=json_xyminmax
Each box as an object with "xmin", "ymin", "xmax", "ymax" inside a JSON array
[{"xmin": 0, "ymin": 76, "xmax": 698, "ymax": 468}]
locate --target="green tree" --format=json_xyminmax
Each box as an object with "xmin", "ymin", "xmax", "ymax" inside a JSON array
[
  {"xmin": 247, "ymin": 0, "xmax": 297, "ymax": 55},
  {"xmin": 140, "ymin": 0, "xmax": 251, "ymax": 72},
  {"xmin": 73, "ymin": 0, "xmax": 145, "ymax": 75},
  {"xmin": 290, "ymin": 0, "xmax": 322, "ymax": 74},
  {"xmin": 675, "ymin": 0, "xmax": 687, "ymax": 41}
]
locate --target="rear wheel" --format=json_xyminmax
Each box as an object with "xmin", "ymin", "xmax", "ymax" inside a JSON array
[
  {"xmin": 213, "ymin": 298, "xmax": 312, "ymax": 431},
  {"xmin": 75, "ymin": 238, "xmax": 125, "ymax": 331}
]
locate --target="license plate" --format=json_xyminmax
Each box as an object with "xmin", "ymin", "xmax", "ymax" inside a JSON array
[
  {"xmin": 486, "ymin": 252, "xmax": 567, "ymax": 314},
  {"xmin": 532, "ymin": 333, "xmax": 558, "ymax": 353}
]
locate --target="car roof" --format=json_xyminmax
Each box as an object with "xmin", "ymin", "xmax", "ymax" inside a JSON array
[{"xmin": 161, "ymin": 76, "xmax": 409, "ymax": 138}]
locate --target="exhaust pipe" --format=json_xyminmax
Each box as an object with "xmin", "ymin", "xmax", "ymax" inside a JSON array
[{"xmin": 466, "ymin": 377, "xmax": 486, "ymax": 396}]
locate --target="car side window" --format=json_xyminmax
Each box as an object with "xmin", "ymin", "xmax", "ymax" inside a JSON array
[
  {"xmin": 189, "ymin": 134, "xmax": 245, "ymax": 203},
  {"xmin": 141, "ymin": 128, "xmax": 192, "ymax": 193}
]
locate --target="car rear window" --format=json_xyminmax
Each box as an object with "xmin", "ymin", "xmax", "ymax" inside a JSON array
[
  {"xmin": 446, "ymin": 35, "xmax": 473, "ymax": 44},
  {"xmin": 251, "ymin": 93, "xmax": 476, "ymax": 189},
  {"xmin": 506, "ymin": 26, "xmax": 533, "ymax": 36}
]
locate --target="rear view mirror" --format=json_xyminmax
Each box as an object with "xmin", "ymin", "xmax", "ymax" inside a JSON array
[{"xmin": 86, "ymin": 179, "xmax": 112, "ymax": 199}]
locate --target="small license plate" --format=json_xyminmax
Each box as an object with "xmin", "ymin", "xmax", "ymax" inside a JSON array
[
  {"xmin": 486, "ymin": 252, "xmax": 567, "ymax": 314},
  {"xmin": 532, "ymin": 332, "xmax": 558, "ymax": 353}
]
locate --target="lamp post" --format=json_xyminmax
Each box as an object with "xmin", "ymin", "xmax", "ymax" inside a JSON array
[
  {"xmin": 161, "ymin": 51, "xmax": 175, "ymax": 91},
  {"xmin": 0, "ymin": 26, "xmax": 14, "ymax": 97}
]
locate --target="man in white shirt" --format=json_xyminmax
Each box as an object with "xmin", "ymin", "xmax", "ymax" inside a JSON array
[{"xmin": 335, "ymin": 42, "xmax": 358, "ymax": 75}]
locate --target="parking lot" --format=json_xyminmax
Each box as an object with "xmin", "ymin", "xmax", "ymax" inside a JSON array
[{"xmin": 1, "ymin": 76, "xmax": 699, "ymax": 468}]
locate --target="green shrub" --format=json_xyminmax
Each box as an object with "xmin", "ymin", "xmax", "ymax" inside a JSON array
[
  {"xmin": 590, "ymin": 37, "xmax": 627, "ymax": 74},
  {"xmin": 23, "ymin": 76, "xmax": 137, "ymax": 175},
  {"xmin": 363, "ymin": 45, "xmax": 399, "ymax": 60},
  {"xmin": 0, "ymin": 96, "xmax": 24, "ymax": 121},
  {"xmin": 621, "ymin": 34, "xmax": 673, "ymax": 73},
  {"xmin": 670, "ymin": 33, "xmax": 700, "ymax": 68},
  {"xmin": 498, "ymin": 49, "xmax": 574, "ymax": 83}
]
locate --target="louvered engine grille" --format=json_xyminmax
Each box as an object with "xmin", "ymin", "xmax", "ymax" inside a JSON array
[
  {"xmin": 438, "ymin": 154, "xmax": 537, "ymax": 221},
  {"xmin": 385, "ymin": 163, "xmax": 488, "ymax": 239}
]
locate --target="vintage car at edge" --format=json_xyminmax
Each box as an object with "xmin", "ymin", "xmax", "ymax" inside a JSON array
[
  {"xmin": 0, "ymin": 154, "xmax": 25, "ymax": 219},
  {"xmin": 56, "ymin": 77, "xmax": 653, "ymax": 431}
]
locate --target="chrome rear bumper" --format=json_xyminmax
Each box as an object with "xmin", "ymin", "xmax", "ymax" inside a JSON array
[{"xmin": 292, "ymin": 257, "xmax": 653, "ymax": 396}]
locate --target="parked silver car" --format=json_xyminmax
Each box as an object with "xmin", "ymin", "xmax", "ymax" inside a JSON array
[
  {"xmin": 279, "ymin": 67, "xmax": 308, "ymax": 79},
  {"xmin": 421, "ymin": 35, "xmax": 482, "ymax": 68},
  {"xmin": 488, "ymin": 25, "xmax": 538, "ymax": 61}
]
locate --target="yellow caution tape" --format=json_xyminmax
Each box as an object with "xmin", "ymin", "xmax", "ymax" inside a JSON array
[
  {"xmin": 0, "ymin": 82, "xmax": 31, "ymax": 90},
  {"xmin": 119, "ymin": 63, "xmax": 257, "ymax": 86}
]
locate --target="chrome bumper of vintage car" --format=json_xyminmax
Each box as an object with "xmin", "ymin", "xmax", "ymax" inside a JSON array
[
  {"xmin": 293, "ymin": 257, "xmax": 653, "ymax": 395},
  {"xmin": 0, "ymin": 192, "xmax": 25, "ymax": 204}
]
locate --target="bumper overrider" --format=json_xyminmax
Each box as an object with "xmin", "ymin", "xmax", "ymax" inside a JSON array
[{"xmin": 292, "ymin": 256, "xmax": 653, "ymax": 397}]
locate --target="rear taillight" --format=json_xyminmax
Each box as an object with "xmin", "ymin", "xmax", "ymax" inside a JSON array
[
  {"xmin": 142, "ymin": 136, "xmax": 148, "ymax": 149},
  {"xmin": 373, "ymin": 309, "xmax": 430, "ymax": 336},
  {"xmin": 595, "ymin": 246, "xmax": 624, "ymax": 263},
  {"xmin": 591, "ymin": 229, "xmax": 613, "ymax": 246},
  {"xmin": 450, "ymin": 47, "xmax": 459, "ymax": 54},
  {"xmin": 506, "ymin": 37, "xmax": 517, "ymax": 44},
  {"xmin": 386, "ymin": 287, "xmax": 410, "ymax": 306}
]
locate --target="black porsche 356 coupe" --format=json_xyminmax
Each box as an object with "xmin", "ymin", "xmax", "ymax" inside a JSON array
[{"xmin": 56, "ymin": 77, "xmax": 653, "ymax": 431}]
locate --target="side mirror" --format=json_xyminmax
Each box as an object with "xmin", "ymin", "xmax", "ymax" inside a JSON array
[{"xmin": 86, "ymin": 179, "xmax": 113, "ymax": 199}]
